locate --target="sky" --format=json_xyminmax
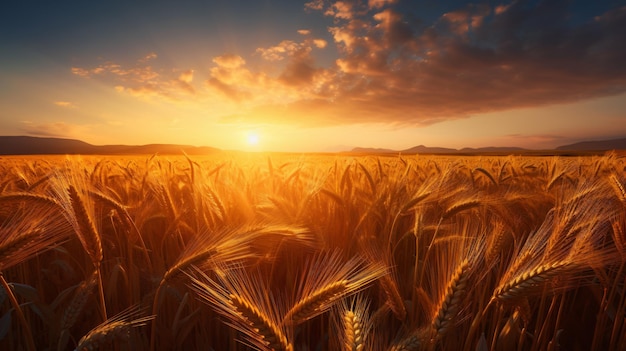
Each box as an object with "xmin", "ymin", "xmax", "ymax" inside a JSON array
[{"xmin": 1, "ymin": 0, "xmax": 625, "ymax": 152}]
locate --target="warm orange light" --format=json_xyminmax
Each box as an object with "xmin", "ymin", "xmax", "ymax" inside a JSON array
[{"xmin": 247, "ymin": 132, "xmax": 260, "ymax": 146}]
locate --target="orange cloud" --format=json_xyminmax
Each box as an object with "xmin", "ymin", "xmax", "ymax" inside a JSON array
[
  {"xmin": 73, "ymin": 55, "xmax": 196, "ymax": 101},
  {"xmin": 326, "ymin": 1, "xmax": 354, "ymax": 19},
  {"xmin": 304, "ymin": 0, "xmax": 324, "ymax": 11},
  {"xmin": 20, "ymin": 121, "xmax": 85, "ymax": 138},
  {"xmin": 53, "ymin": 101, "xmax": 77, "ymax": 108},
  {"xmin": 368, "ymin": 0, "xmax": 396, "ymax": 9},
  {"xmin": 257, "ymin": 40, "xmax": 302, "ymax": 61},
  {"xmin": 281, "ymin": 1, "xmax": 626, "ymax": 127},
  {"xmin": 212, "ymin": 54, "xmax": 246, "ymax": 68},
  {"xmin": 73, "ymin": 2, "xmax": 626, "ymax": 129},
  {"xmin": 178, "ymin": 69, "xmax": 194, "ymax": 84},
  {"xmin": 441, "ymin": 4, "xmax": 490, "ymax": 35},
  {"xmin": 313, "ymin": 39, "xmax": 328, "ymax": 48}
]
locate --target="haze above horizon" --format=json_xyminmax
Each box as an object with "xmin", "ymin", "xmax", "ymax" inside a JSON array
[{"xmin": 1, "ymin": 0, "xmax": 625, "ymax": 152}]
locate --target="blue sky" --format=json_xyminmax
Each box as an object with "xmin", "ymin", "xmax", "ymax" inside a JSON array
[{"xmin": 1, "ymin": 0, "xmax": 625, "ymax": 151}]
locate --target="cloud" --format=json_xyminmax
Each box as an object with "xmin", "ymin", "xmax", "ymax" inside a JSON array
[
  {"xmin": 72, "ymin": 55, "xmax": 196, "ymax": 101},
  {"xmin": 256, "ymin": 40, "xmax": 303, "ymax": 61},
  {"xmin": 276, "ymin": 0, "xmax": 626, "ymax": 126},
  {"xmin": 212, "ymin": 54, "xmax": 246, "ymax": 68},
  {"xmin": 53, "ymin": 101, "xmax": 77, "ymax": 108},
  {"xmin": 304, "ymin": 0, "xmax": 324, "ymax": 12},
  {"xmin": 72, "ymin": 1, "xmax": 626, "ymax": 128},
  {"xmin": 368, "ymin": 0, "xmax": 396, "ymax": 9},
  {"xmin": 139, "ymin": 52, "xmax": 158, "ymax": 63},
  {"xmin": 20, "ymin": 121, "xmax": 84, "ymax": 138}
]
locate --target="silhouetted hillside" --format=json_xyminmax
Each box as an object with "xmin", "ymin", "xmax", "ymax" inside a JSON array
[
  {"xmin": 351, "ymin": 144, "xmax": 527, "ymax": 155},
  {"xmin": 556, "ymin": 138, "xmax": 626, "ymax": 151},
  {"xmin": 402, "ymin": 145, "xmax": 457, "ymax": 154},
  {"xmin": 0, "ymin": 136, "xmax": 220, "ymax": 155},
  {"xmin": 351, "ymin": 137, "xmax": 626, "ymax": 155}
]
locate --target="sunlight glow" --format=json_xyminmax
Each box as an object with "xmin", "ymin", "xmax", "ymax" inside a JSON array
[{"xmin": 247, "ymin": 133, "xmax": 260, "ymax": 146}]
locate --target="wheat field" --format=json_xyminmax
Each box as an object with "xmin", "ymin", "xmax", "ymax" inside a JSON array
[{"xmin": 0, "ymin": 152, "xmax": 625, "ymax": 351}]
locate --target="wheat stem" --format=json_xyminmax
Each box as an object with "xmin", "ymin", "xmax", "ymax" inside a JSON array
[{"xmin": 0, "ymin": 273, "xmax": 36, "ymax": 351}]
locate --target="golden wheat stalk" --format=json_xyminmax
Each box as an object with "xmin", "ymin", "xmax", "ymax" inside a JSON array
[
  {"xmin": 388, "ymin": 328, "xmax": 429, "ymax": 351},
  {"xmin": 48, "ymin": 167, "xmax": 108, "ymax": 322},
  {"xmin": 610, "ymin": 174, "xmax": 626, "ymax": 204},
  {"xmin": 188, "ymin": 265, "xmax": 293, "ymax": 351},
  {"xmin": 74, "ymin": 306, "xmax": 154, "ymax": 351},
  {"xmin": 0, "ymin": 229, "xmax": 44, "ymax": 269},
  {"xmin": 67, "ymin": 184, "xmax": 103, "ymax": 265},
  {"xmin": 0, "ymin": 192, "xmax": 60, "ymax": 208},
  {"xmin": 229, "ymin": 294, "xmax": 293, "ymax": 351},
  {"xmin": 57, "ymin": 270, "xmax": 99, "ymax": 351},
  {"xmin": 335, "ymin": 295, "xmax": 372, "ymax": 351},
  {"xmin": 162, "ymin": 224, "xmax": 308, "ymax": 283},
  {"xmin": 0, "ymin": 206, "xmax": 70, "ymax": 271},
  {"xmin": 361, "ymin": 242, "xmax": 407, "ymax": 321},
  {"xmin": 494, "ymin": 261, "xmax": 573, "ymax": 302},
  {"xmin": 60, "ymin": 270, "xmax": 99, "ymax": 330},
  {"xmin": 282, "ymin": 251, "xmax": 387, "ymax": 325},
  {"xmin": 442, "ymin": 199, "xmax": 481, "ymax": 220},
  {"xmin": 378, "ymin": 273, "xmax": 407, "ymax": 321},
  {"xmin": 0, "ymin": 273, "xmax": 36, "ymax": 351},
  {"xmin": 343, "ymin": 310, "xmax": 363, "ymax": 351},
  {"xmin": 283, "ymin": 280, "xmax": 348, "ymax": 324},
  {"xmin": 431, "ymin": 259, "xmax": 471, "ymax": 339},
  {"xmin": 151, "ymin": 224, "xmax": 305, "ymax": 350}
]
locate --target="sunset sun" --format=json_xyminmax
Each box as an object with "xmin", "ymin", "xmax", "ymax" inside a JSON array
[{"xmin": 247, "ymin": 132, "xmax": 260, "ymax": 146}]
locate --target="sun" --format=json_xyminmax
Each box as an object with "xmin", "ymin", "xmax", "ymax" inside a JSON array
[{"xmin": 247, "ymin": 132, "xmax": 260, "ymax": 146}]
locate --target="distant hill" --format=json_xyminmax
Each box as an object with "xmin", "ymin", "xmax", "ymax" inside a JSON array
[
  {"xmin": 351, "ymin": 144, "xmax": 529, "ymax": 155},
  {"xmin": 351, "ymin": 137, "xmax": 626, "ymax": 155},
  {"xmin": 0, "ymin": 136, "xmax": 220, "ymax": 155},
  {"xmin": 402, "ymin": 145, "xmax": 458, "ymax": 154},
  {"xmin": 556, "ymin": 138, "xmax": 626, "ymax": 151},
  {"xmin": 2, "ymin": 135, "xmax": 625, "ymax": 156}
]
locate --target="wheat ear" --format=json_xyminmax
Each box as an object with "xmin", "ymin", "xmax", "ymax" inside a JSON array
[
  {"xmin": 431, "ymin": 259, "xmax": 471, "ymax": 339},
  {"xmin": 283, "ymin": 280, "xmax": 348, "ymax": 325},
  {"xmin": 74, "ymin": 306, "xmax": 153, "ymax": 351},
  {"xmin": 610, "ymin": 174, "xmax": 626, "ymax": 204},
  {"xmin": 0, "ymin": 229, "xmax": 44, "ymax": 270},
  {"xmin": 493, "ymin": 261, "xmax": 572, "ymax": 302},
  {"xmin": 0, "ymin": 192, "xmax": 60, "ymax": 208},
  {"xmin": 282, "ymin": 251, "xmax": 387, "ymax": 325},
  {"xmin": 388, "ymin": 328, "xmax": 429, "ymax": 351},
  {"xmin": 378, "ymin": 273, "xmax": 407, "ymax": 321},
  {"xmin": 442, "ymin": 199, "xmax": 481, "ymax": 219},
  {"xmin": 188, "ymin": 265, "xmax": 293, "ymax": 351},
  {"xmin": 336, "ymin": 295, "xmax": 372, "ymax": 351},
  {"xmin": 68, "ymin": 185, "xmax": 103, "ymax": 265},
  {"xmin": 343, "ymin": 311, "xmax": 363, "ymax": 351},
  {"xmin": 60, "ymin": 270, "xmax": 99, "ymax": 327},
  {"xmin": 229, "ymin": 294, "xmax": 293, "ymax": 351},
  {"xmin": 0, "ymin": 205, "xmax": 70, "ymax": 271}
]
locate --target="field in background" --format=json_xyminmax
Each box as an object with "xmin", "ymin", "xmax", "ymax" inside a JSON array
[{"xmin": 1, "ymin": 153, "xmax": 625, "ymax": 351}]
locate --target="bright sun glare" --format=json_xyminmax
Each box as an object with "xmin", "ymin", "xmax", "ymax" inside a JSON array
[{"xmin": 247, "ymin": 133, "xmax": 260, "ymax": 146}]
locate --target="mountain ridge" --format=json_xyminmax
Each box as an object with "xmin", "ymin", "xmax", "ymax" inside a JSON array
[
  {"xmin": 350, "ymin": 137, "xmax": 626, "ymax": 155},
  {"xmin": 1, "ymin": 135, "xmax": 625, "ymax": 155},
  {"xmin": 0, "ymin": 136, "xmax": 220, "ymax": 155}
]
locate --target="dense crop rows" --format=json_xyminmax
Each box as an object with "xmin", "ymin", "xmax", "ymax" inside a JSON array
[{"xmin": 0, "ymin": 153, "xmax": 625, "ymax": 350}]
